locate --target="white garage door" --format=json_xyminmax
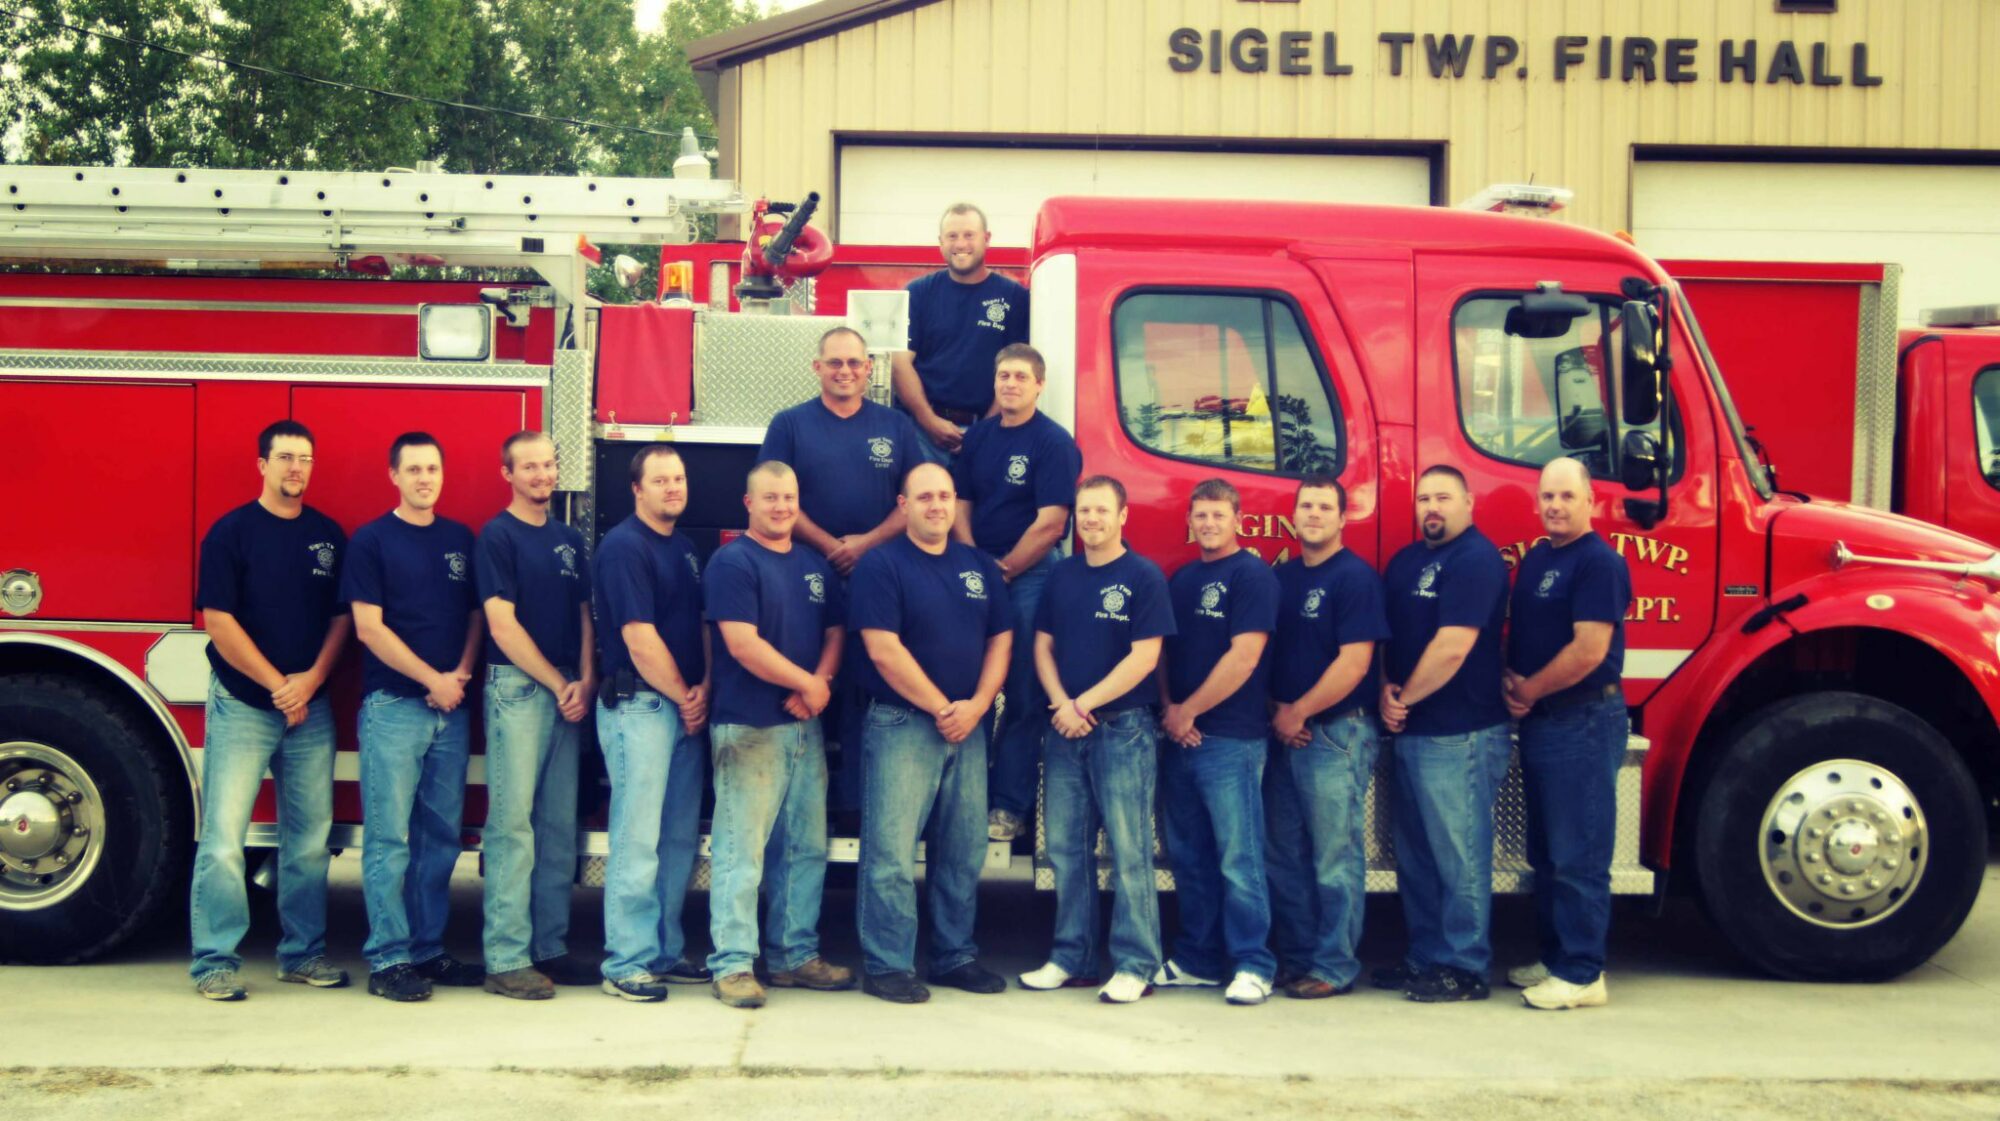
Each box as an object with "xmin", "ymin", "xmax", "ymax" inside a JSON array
[
  {"xmin": 839, "ymin": 145, "xmax": 1433, "ymax": 248},
  {"xmin": 1633, "ymin": 161, "xmax": 2000, "ymax": 323}
]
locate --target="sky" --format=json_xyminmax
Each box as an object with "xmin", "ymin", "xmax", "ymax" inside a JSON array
[{"xmin": 633, "ymin": 0, "xmax": 813, "ymax": 32}]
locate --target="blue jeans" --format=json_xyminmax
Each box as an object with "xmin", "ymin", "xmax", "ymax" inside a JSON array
[
  {"xmin": 1390, "ymin": 722, "xmax": 1513, "ymax": 975},
  {"xmin": 1264, "ymin": 708, "xmax": 1381, "ymax": 988},
  {"xmin": 857, "ymin": 702, "xmax": 987, "ymax": 977},
  {"xmin": 597, "ymin": 691, "xmax": 704, "ymax": 982},
  {"xmin": 359, "ymin": 690, "xmax": 470, "ymax": 973},
  {"xmin": 1042, "ymin": 708, "xmax": 1163, "ymax": 980},
  {"xmin": 988, "ymin": 553, "xmax": 1053, "ymax": 817},
  {"xmin": 189, "ymin": 677, "xmax": 335, "ymax": 978},
  {"xmin": 706, "ymin": 719, "xmax": 829, "ymax": 978},
  {"xmin": 1519, "ymin": 695, "xmax": 1629, "ymax": 984},
  {"xmin": 1159, "ymin": 733, "xmax": 1274, "ymax": 981},
  {"xmin": 480, "ymin": 665, "xmax": 580, "ymax": 974}
]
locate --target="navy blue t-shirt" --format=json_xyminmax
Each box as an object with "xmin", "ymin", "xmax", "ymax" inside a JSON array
[
  {"xmin": 341, "ymin": 511, "xmax": 478, "ymax": 697},
  {"xmin": 952, "ymin": 411, "xmax": 1081, "ymax": 558},
  {"xmin": 1508, "ymin": 533, "xmax": 1632, "ymax": 705},
  {"xmin": 704, "ymin": 536, "xmax": 845, "ymax": 728},
  {"xmin": 904, "ymin": 270, "xmax": 1029, "ymax": 415},
  {"xmin": 477, "ymin": 510, "xmax": 591, "ymax": 670},
  {"xmin": 1272, "ymin": 548, "xmax": 1390, "ymax": 718},
  {"xmin": 195, "ymin": 501, "xmax": 348, "ymax": 711},
  {"xmin": 1034, "ymin": 547, "xmax": 1176, "ymax": 714},
  {"xmin": 1381, "ymin": 527, "xmax": 1509, "ymax": 735},
  {"xmin": 758, "ymin": 398, "xmax": 920, "ymax": 540},
  {"xmin": 592, "ymin": 515, "xmax": 705, "ymax": 690},
  {"xmin": 849, "ymin": 536, "xmax": 1011, "ymax": 707},
  {"xmin": 1166, "ymin": 550, "xmax": 1280, "ymax": 739}
]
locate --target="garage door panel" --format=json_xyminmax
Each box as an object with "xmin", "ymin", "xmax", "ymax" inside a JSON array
[{"xmin": 840, "ymin": 145, "xmax": 1432, "ymax": 246}]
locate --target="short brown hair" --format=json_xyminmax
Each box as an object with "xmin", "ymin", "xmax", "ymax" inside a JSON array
[
  {"xmin": 1294, "ymin": 473, "xmax": 1347, "ymax": 514},
  {"xmin": 1188, "ymin": 477, "xmax": 1240, "ymax": 514},
  {"xmin": 939, "ymin": 202, "xmax": 989, "ymax": 233},
  {"xmin": 995, "ymin": 342, "xmax": 1046, "ymax": 384},
  {"xmin": 628, "ymin": 443, "xmax": 681, "ymax": 487},
  {"xmin": 1076, "ymin": 474, "xmax": 1128, "ymax": 511},
  {"xmin": 502, "ymin": 430, "xmax": 553, "ymax": 471},
  {"xmin": 817, "ymin": 325, "xmax": 867, "ymax": 356}
]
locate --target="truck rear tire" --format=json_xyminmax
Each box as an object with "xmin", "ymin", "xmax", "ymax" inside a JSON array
[
  {"xmin": 1693, "ymin": 691, "xmax": 1985, "ymax": 982},
  {"xmin": 0, "ymin": 674, "xmax": 190, "ymax": 964}
]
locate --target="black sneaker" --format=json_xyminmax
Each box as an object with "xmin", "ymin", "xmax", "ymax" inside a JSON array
[
  {"xmin": 862, "ymin": 971, "xmax": 931, "ymax": 1004},
  {"xmin": 601, "ymin": 973, "xmax": 669, "ymax": 1002},
  {"xmin": 928, "ymin": 961, "xmax": 1007, "ymax": 995},
  {"xmin": 415, "ymin": 954, "xmax": 485, "ymax": 987},
  {"xmin": 660, "ymin": 959, "xmax": 713, "ymax": 985},
  {"xmin": 1370, "ymin": 963, "xmax": 1420, "ymax": 991},
  {"xmin": 368, "ymin": 964, "xmax": 433, "ymax": 1002},
  {"xmin": 1405, "ymin": 966, "xmax": 1490, "ymax": 1003},
  {"xmin": 533, "ymin": 954, "xmax": 603, "ymax": 987}
]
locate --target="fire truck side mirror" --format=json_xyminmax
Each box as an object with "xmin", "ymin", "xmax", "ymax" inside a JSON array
[
  {"xmin": 1620, "ymin": 429, "xmax": 1664, "ymax": 492},
  {"xmin": 1619, "ymin": 299, "xmax": 1662, "ymax": 427}
]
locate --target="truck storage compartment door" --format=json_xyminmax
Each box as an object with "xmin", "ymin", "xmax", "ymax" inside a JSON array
[
  {"xmin": 290, "ymin": 386, "xmax": 536, "ymax": 533},
  {"xmin": 2, "ymin": 380, "xmax": 195, "ymax": 621}
]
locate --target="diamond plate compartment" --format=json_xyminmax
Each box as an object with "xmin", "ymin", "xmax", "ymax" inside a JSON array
[
  {"xmin": 691, "ymin": 312, "xmax": 859, "ymax": 428},
  {"xmin": 551, "ymin": 350, "xmax": 593, "ymax": 492}
]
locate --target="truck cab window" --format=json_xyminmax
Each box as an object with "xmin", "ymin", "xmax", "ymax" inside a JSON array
[
  {"xmin": 1113, "ymin": 291, "xmax": 1342, "ymax": 476},
  {"xmin": 1453, "ymin": 295, "xmax": 1619, "ymax": 477},
  {"xmin": 1973, "ymin": 367, "xmax": 2000, "ymax": 488}
]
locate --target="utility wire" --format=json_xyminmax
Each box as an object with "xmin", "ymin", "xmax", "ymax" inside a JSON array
[{"xmin": 1, "ymin": 4, "xmax": 719, "ymax": 144}]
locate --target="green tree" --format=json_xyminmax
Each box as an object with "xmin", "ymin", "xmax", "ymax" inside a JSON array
[{"xmin": 6, "ymin": 0, "xmax": 211, "ymax": 165}]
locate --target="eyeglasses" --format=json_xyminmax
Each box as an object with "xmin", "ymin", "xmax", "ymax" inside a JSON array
[
  {"xmin": 270, "ymin": 453, "xmax": 316, "ymax": 467},
  {"xmin": 819, "ymin": 358, "xmax": 871, "ymax": 371}
]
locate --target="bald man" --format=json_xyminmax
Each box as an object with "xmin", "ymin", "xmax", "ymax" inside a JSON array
[{"xmin": 1502, "ymin": 456, "xmax": 1632, "ymax": 1011}]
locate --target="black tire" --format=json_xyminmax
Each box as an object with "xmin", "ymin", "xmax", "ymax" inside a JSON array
[
  {"xmin": 0, "ymin": 674, "xmax": 191, "ymax": 964},
  {"xmin": 1693, "ymin": 691, "xmax": 1985, "ymax": 982}
]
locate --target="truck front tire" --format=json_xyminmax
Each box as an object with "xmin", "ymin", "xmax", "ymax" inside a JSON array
[
  {"xmin": 1693, "ymin": 691, "xmax": 1985, "ymax": 981},
  {"xmin": 0, "ymin": 674, "xmax": 190, "ymax": 964}
]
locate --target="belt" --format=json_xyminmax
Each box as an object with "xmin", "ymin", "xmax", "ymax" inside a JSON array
[
  {"xmin": 1530, "ymin": 682, "xmax": 1623, "ymax": 717},
  {"xmin": 1306, "ymin": 706, "xmax": 1372, "ymax": 730},
  {"xmin": 933, "ymin": 405, "xmax": 980, "ymax": 427}
]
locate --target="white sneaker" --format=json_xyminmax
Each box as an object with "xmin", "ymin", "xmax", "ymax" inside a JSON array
[
  {"xmin": 1018, "ymin": 962, "xmax": 1073, "ymax": 991},
  {"xmin": 1151, "ymin": 959, "xmax": 1221, "ymax": 987},
  {"xmin": 1506, "ymin": 961, "xmax": 1551, "ymax": 989},
  {"xmin": 1522, "ymin": 973, "xmax": 1608, "ymax": 1010},
  {"xmin": 1097, "ymin": 972, "xmax": 1152, "ymax": 1004},
  {"xmin": 1224, "ymin": 972, "xmax": 1273, "ymax": 1006},
  {"xmin": 987, "ymin": 809, "xmax": 1023, "ymax": 842}
]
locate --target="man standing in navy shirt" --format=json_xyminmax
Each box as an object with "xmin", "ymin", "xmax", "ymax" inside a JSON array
[
  {"xmin": 951, "ymin": 342, "xmax": 1080, "ymax": 843},
  {"xmin": 475, "ymin": 432, "xmax": 597, "ymax": 999},
  {"xmin": 1155, "ymin": 479, "xmax": 1281, "ymax": 1006},
  {"xmin": 344, "ymin": 432, "xmax": 485, "ymax": 1002},
  {"xmin": 1021, "ymin": 475, "xmax": 1175, "ymax": 1004},
  {"xmin": 593, "ymin": 444, "xmax": 712, "ymax": 1001},
  {"xmin": 891, "ymin": 202, "xmax": 1029, "ymax": 459},
  {"xmin": 1263, "ymin": 475, "xmax": 1390, "ymax": 1000},
  {"xmin": 759, "ymin": 325, "xmax": 921, "ymax": 814},
  {"xmin": 188, "ymin": 419, "xmax": 351, "ymax": 1001},
  {"xmin": 1503, "ymin": 457, "xmax": 1632, "ymax": 1011},
  {"xmin": 704, "ymin": 461, "xmax": 856, "ymax": 1009},
  {"xmin": 852, "ymin": 462, "xmax": 1013, "ymax": 1004},
  {"xmin": 1375, "ymin": 464, "xmax": 1511, "ymax": 1004}
]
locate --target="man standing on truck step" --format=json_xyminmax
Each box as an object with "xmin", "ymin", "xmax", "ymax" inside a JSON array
[
  {"xmin": 1502, "ymin": 456, "xmax": 1632, "ymax": 1012},
  {"xmin": 1021, "ymin": 475, "xmax": 1175, "ymax": 1004},
  {"xmin": 1374, "ymin": 464, "xmax": 1511, "ymax": 1004},
  {"xmin": 188, "ymin": 420, "xmax": 352, "ymax": 1002},
  {"xmin": 950, "ymin": 342, "xmax": 1080, "ymax": 844},
  {"xmin": 760, "ymin": 325, "xmax": 923, "ymax": 821},
  {"xmin": 589, "ymin": 444, "xmax": 715, "ymax": 1002},
  {"xmin": 853, "ymin": 461, "xmax": 1014, "ymax": 1004},
  {"xmin": 343, "ymin": 431, "xmax": 486, "ymax": 1003},
  {"xmin": 704, "ymin": 461, "xmax": 857, "ymax": 1009},
  {"xmin": 1154, "ymin": 478, "xmax": 1282, "ymax": 1006},
  {"xmin": 892, "ymin": 201, "xmax": 1030, "ymax": 464},
  {"xmin": 1263, "ymin": 474, "xmax": 1390, "ymax": 1000},
  {"xmin": 477, "ymin": 432, "xmax": 599, "ymax": 999}
]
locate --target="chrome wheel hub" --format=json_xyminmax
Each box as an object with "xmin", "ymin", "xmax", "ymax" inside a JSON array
[
  {"xmin": 0, "ymin": 742, "xmax": 105, "ymax": 911},
  {"xmin": 1761, "ymin": 759, "xmax": 1925, "ymax": 929}
]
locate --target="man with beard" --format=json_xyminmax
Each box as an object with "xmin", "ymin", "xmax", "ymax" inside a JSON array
[
  {"xmin": 891, "ymin": 202, "xmax": 1029, "ymax": 461},
  {"xmin": 475, "ymin": 432, "xmax": 598, "ymax": 999},
  {"xmin": 188, "ymin": 420, "xmax": 352, "ymax": 1001}
]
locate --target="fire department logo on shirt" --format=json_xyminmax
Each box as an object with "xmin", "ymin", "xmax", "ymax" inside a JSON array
[
  {"xmin": 555, "ymin": 543, "xmax": 578, "ymax": 578},
  {"xmin": 1538, "ymin": 569, "xmax": 1559, "ymax": 597},
  {"xmin": 1415, "ymin": 562, "xmax": 1440, "ymax": 599},
  {"xmin": 308, "ymin": 541, "xmax": 337, "ymax": 578},
  {"xmin": 1006, "ymin": 455, "xmax": 1030, "ymax": 484},
  {"xmin": 868, "ymin": 437, "xmax": 895, "ymax": 467},
  {"xmin": 982, "ymin": 298, "xmax": 1010, "ymax": 329},
  {"xmin": 445, "ymin": 552, "xmax": 469, "ymax": 582},
  {"xmin": 961, "ymin": 571, "xmax": 987, "ymax": 599},
  {"xmin": 1198, "ymin": 581, "xmax": 1227, "ymax": 619},
  {"xmin": 1098, "ymin": 585, "xmax": 1129, "ymax": 621},
  {"xmin": 686, "ymin": 554, "xmax": 702, "ymax": 582},
  {"xmin": 1302, "ymin": 588, "xmax": 1325, "ymax": 619},
  {"xmin": 805, "ymin": 572, "xmax": 826, "ymax": 604}
]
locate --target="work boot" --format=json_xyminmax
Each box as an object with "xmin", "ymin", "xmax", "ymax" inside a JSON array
[
  {"xmin": 766, "ymin": 956, "xmax": 856, "ymax": 991},
  {"xmin": 368, "ymin": 964, "xmax": 433, "ymax": 1002},
  {"xmin": 483, "ymin": 967, "xmax": 555, "ymax": 1000},
  {"xmin": 713, "ymin": 971, "xmax": 767, "ymax": 1009},
  {"xmin": 1283, "ymin": 976, "xmax": 1354, "ymax": 1000}
]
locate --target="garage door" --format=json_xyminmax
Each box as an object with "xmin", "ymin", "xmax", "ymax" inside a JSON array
[
  {"xmin": 1632, "ymin": 161, "xmax": 2000, "ymax": 323},
  {"xmin": 838, "ymin": 145, "xmax": 1433, "ymax": 247}
]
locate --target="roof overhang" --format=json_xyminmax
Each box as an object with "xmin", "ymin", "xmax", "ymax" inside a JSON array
[{"xmin": 687, "ymin": 0, "xmax": 944, "ymax": 73}]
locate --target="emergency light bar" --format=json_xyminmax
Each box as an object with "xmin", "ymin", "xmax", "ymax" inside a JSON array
[
  {"xmin": 1920, "ymin": 304, "xmax": 2000, "ymax": 329},
  {"xmin": 1457, "ymin": 184, "xmax": 1575, "ymax": 217}
]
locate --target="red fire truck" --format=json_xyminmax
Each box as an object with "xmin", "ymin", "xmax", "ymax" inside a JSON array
[{"xmin": 3, "ymin": 166, "xmax": 1994, "ymax": 984}]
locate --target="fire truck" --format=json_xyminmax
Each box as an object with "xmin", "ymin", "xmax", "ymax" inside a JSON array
[{"xmin": 2, "ymin": 166, "xmax": 1994, "ymax": 984}]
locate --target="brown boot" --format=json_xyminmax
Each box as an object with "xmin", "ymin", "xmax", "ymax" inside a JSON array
[
  {"xmin": 766, "ymin": 957, "xmax": 856, "ymax": 991},
  {"xmin": 712, "ymin": 971, "xmax": 767, "ymax": 1009},
  {"xmin": 1284, "ymin": 975, "xmax": 1355, "ymax": 1000},
  {"xmin": 483, "ymin": 967, "xmax": 555, "ymax": 1000}
]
